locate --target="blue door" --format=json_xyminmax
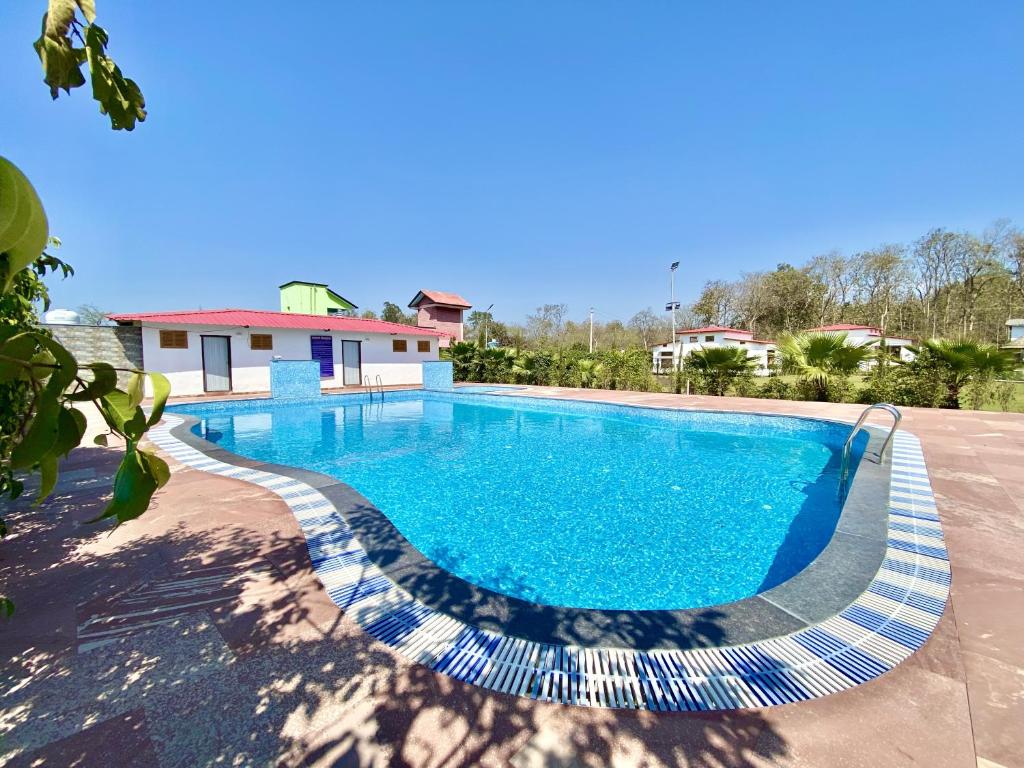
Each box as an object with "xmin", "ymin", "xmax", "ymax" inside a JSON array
[{"xmin": 310, "ymin": 335, "xmax": 334, "ymax": 378}]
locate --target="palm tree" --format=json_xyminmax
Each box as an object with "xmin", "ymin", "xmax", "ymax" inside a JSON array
[
  {"xmin": 480, "ymin": 347, "xmax": 515, "ymax": 383},
  {"xmin": 575, "ymin": 357, "xmax": 605, "ymax": 388},
  {"xmin": 446, "ymin": 341, "xmax": 481, "ymax": 381},
  {"xmin": 777, "ymin": 332, "xmax": 873, "ymax": 401},
  {"xmin": 911, "ymin": 339, "xmax": 1017, "ymax": 408},
  {"xmin": 511, "ymin": 350, "xmax": 540, "ymax": 384},
  {"xmin": 684, "ymin": 347, "xmax": 757, "ymax": 396}
]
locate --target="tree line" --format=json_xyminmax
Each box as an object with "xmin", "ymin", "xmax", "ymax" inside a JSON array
[
  {"xmin": 428, "ymin": 220, "xmax": 1024, "ymax": 353},
  {"xmin": 690, "ymin": 220, "xmax": 1024, "ymax": 343}
]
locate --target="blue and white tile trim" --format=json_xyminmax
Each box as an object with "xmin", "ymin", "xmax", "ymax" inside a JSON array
[{"xmin": 150, "ymin": 416, "xmax": 948, "ymax": 711}]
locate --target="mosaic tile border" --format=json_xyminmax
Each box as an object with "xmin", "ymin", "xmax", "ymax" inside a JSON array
[{"xmin": 149, "ymin": 412, "xmax": 948, "ymax": 711}]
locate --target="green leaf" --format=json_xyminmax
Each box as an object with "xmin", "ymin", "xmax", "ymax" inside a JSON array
[
  {"xmin": 146, "ymin": 372, "xmax": 171, "ymax": 427},
  {"xmin": 77, "ymin": 0, "xmax": 97, "ymax": 24},
  {"xmin": 32, "ymin": 2, "xmax": 98, "ymax": 98},
  {"xmin": 126, "ymin": 371, "xmax": 145, "ymax": 409},
  {"xmin": 32, "ymin": 17, "xmax": 86, "ymax": 99},
  {"xmin": 0, "ymin": 157, "xmax": 50, "ymax": 292},
  {"xmin": 93, "ymin": 433, "xmax": 108, "ymax": 446},
  {"xmin": 28, "ymin": 350, "xmax": 57, "ymax": 380},
  {"xmin": 0, "ymin": 597, "xmax": 15, "ymax": 619},
  {"xmin": 52, "ymin": 406, "xmax": 86, "ymax": 457},
  {"xmin": 10, "ymin": 395, "xmax": 60, "ymax": 469},
  {"xmin": 0, "ymin": 333, "xmax": 41, "ymax": 383},
  {"xmin": 84, "ymin": 24, "xmax": 146, "ymax": 131},
  {"xmin": 89, "ymin": 445, "xmax": 160, "ymax": 525},
  {"xmin": 67, "ymin": 362, "xmax": 118, "ymax": 401},
  {"xmin": 140, "ymin": 448, "xmax": 170, "ymax": 488},
  {"xmin": 35, "ymin": 333, "xmax": 79, "ymax": 393},
  {"xmin": 35, "ymin": 454, "xmax": 59, "ymax": 504},
  {"xmin": 98, "ymin": 390, "xmax": 147, "ymax": 441}
]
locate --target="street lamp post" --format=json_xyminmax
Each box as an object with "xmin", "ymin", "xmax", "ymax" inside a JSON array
[
  {"xmin": 482, "ymin": 303, "xmax": 494, "ymax": 348},
  {"xmin": 667, "ymin": 261, "xmax": 680, "ymax": 374},
  {"xmin": 589, "ymin": 307, "xmax": 595, "ymax": 353}
]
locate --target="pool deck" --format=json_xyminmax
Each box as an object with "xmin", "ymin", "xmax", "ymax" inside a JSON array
[{"xmin": 2, "ymin": 388, "xmax": 1022, "ymax": 767}]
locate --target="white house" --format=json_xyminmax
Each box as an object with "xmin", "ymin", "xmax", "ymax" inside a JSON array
[
  {"xmin": 1003, "ymin": 318, "xmax": 1024, "ymax": 362},
  {"xmin": 108, "ymin": 309, "xmax": 449, "ymax": 396},
  {"xmin": 804, "ymin": 324, "xmax": 916, "ymax": 364},
  {"xmin": 651, "ymin": 322, "xmax": 917, "ymax": 376},
  {"xmin": 651, "ymin": 327, "xmax": 776, "ymax": 376}
]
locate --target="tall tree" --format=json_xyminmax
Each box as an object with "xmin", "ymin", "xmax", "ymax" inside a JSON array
[
  {"xmin": 808, "ymin": 251, "xmax": 854, "ymax": 326},
  {"xmin": 692, "ymin": 280, "xmax": 739, "ymax": 327},
  {"xmin": 526, "ymin": 304, "xmax": 567, "ymax": 342},
  {"xmin": 628, "ymin": 308, "xmax": 667, "ymax": 348},
  {"xmin": 850, "ymin": 245, "xmax": 908, "ymax": 333}
]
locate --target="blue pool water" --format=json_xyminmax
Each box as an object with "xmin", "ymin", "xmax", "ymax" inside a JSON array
[{"xmin": 171, "ymin": 392, "xmax": 866, "ymax": 611}]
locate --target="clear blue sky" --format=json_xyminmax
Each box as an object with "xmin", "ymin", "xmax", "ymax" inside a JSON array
[{"xmin": 2, "ymin": 2, "xmax": 1022, "ymax": 323}]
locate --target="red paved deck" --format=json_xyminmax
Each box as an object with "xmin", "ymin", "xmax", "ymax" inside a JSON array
[{"xmin": 1, "ymin": 388, "xmax": 1021, "ymax": 767}]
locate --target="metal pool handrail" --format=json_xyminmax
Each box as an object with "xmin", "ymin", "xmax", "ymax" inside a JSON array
[
  {"xmin": 840, "ymin": 403, "xmax": 902, "ymax": 491},
  {"xmin": 363, "ymin": 375, "xmax": 385, "ymax": 402}
]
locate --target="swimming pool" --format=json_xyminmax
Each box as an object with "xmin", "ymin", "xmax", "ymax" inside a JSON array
[{"xmin": 170, "ymin": 391, "xmax": 867, "ymax": 612}]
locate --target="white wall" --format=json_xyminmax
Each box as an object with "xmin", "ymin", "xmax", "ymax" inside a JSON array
[
  {"xmin": 652, "ymin": 333, "xmax": 774, "ymax": 376},
  {"xmin": 843, "ymin": 330, "xmax": 916, "ymax": 364},
  {"xmin": 652, "ymin": 329, "xmax": 916, "ymax": 378},
  {"xmin": 139, "ymin": 323, "xmax": 439, "ymax": 396}
]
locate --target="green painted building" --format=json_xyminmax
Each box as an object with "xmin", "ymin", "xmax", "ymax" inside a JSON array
[{"xmin": 279, "ymin": 281, "xmax": 358, "ymax": 316}]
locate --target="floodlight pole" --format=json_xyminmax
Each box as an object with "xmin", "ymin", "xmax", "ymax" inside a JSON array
[
  {"xmin": 670, "ymin": 271, "xmax": 676, "ymax": 367},
  {"xmin": 589, "ymin": 307, "xmax": 595, "ymax": 353},
  {"xmin": 483, "ymin": 303, "xmax": 494, "ymax": 348},
  {"xmin": 669, "ymin": 261, "xmax": 680, "ymax": 372}
]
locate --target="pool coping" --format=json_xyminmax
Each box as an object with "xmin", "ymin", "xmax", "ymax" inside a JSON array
[
  {"xmin": 148, "ymin": 397, "xmax": 946, "ymax": 716},
  {"xmin": 164, "ymin": 407, "xmax": 890, "ymax": 651}
]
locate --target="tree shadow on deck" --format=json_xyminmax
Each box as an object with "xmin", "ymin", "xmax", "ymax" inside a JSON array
[{"xmin": 1, "ymin": 448, "xmax": 791, "ymax": 767}]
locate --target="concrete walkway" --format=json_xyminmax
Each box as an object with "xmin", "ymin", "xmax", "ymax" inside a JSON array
[{"xmin": 1, "ymin": 389, "xmax": 1021, "ymax": 767}]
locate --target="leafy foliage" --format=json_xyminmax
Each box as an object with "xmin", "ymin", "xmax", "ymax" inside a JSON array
[
  {"xmin": 682, "ymin": 346, "xmax": 757, "ymax": 396},
  {"xmin": 1, "ymin": 155, "xmax": 171, "ymax": 617},
  {"xmin": 0, "ymin": 159, "xmax": 50, "ymax": 292},
  {"xmin": 689, "ymin": 222, "xmax": 1023, "ymax": 345},
  {"xmin": 442, "ymin": 342, "xmax": 654, "ymax": 391},
  {"xmin": 907, "ymin": 339, "xmax": 1017, "ymax": 409},
  {"xmin": 778, "ymin": 332, "xmax": 874, "ymax": 402},
  {"xmin": 380, "ymin": 301, "xmax": 416, "ymax": 325},
  {"xmin": 32, "ymin": 0, "xmax": 146, "ymax": 130},
  {"xmin": 754, "ymin": 377, "xmax": 796, "ymax": 400}
]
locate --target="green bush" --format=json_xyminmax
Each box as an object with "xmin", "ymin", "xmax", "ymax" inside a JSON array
[
  {"xmin": 681, "ymin": 347, "xmax": 757, "ymax": 397},
  {"xmin": 731, "ymin": 373, "xmax": 758, "ymax": 398},
  {"xmin": 994, "ymin": 380, "xmax": 1017, "ymax": 412},
  {"xmin": 755, "ymin": 378, "xmax": 796, "ymax": 400}
]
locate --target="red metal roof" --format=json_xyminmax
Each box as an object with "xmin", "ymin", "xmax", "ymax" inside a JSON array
[
  {"xmin": 107, "ymin": 309, "xmax": 449, "ymax": 337},
  {"xmin": 408, "ymin": 290, "xmax": 471, "ymax": 309},
  {"xmin": 723, "ymin": 332, "xmax": 776, "ymax": 344},
  {"xmin": 805, "ymin": 324, "xmax": 882, "ymax": 334},
  {"xmin": 676, "ymin": 326, "xmax": 752, "ymax": 336}
]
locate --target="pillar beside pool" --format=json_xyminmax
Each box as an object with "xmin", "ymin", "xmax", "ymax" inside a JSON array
[
  {"xmin": 270, "ymin": 359, "xmax": 322, "ymax": 399},
  {"xmin": 422, "ymin": 361, "xmax": 454, "ymax": 391}
]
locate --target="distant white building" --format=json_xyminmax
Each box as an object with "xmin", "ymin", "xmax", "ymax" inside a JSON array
[
  {"xmin": 651, "ymin": 322, "xmax": 915, "ymax": 376},
  {"xmin": 651, "ymin": 327, "xmax": 776, "ymax": 376},
  {"xmin": 1003, "ymin": 318, "xmax": 1024, "ymax": 362},
  {"xmin": 804, "ymin": 324, "xmax": 915, "ymax": 365}
]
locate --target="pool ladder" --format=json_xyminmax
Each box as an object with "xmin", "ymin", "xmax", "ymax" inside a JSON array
[
  {"xmin": 839, "ymin": 403, "xmax": 901, "ymax": 494},
  {"xmin": 363, "ymin": 374, "xmax": 385, "ymax": 403}
]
